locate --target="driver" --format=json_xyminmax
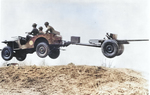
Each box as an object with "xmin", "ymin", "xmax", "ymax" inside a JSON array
[
  {"xmin": 44, "ymin": 22, "xmax": 60, "ymax": 35},
  {"xmin": 26, "ymin": 23, "xmax": 39, "ymax": 41},
  {"xmin": 28, "ymin": 23, "xmax": 39, "ymax": 36}
]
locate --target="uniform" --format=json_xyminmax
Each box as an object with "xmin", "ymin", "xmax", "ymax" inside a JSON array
[
  {"xmin": 29, "ymin": 28, "xmax": 39, "ymax": 36},
  {"xmin": 26, "ymin": 27, "xmax": 39, "ymax": 41},
  {"xmin": 46, "ymin": 25, "xmax": 60, "ymax": 35},
  {"xmin": 39, "ymin": 30, "xmax": 44, "ymax": 34}
]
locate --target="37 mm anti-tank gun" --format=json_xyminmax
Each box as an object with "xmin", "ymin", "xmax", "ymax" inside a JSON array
[{"xmin": 71, "ymin": 33, "xmax": 149, "ymax": 58}]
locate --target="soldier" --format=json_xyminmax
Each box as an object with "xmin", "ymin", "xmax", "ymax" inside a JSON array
[
  {"xmin": 38, "ymin": 26, "xmax": 44, "ymax": 34},
  {"xmin": 28, "ymin": 23, "xmax": 39, "ymax": 36},
  {"xmin": 44, "ymin": 22, "xmax": 60, "ymax": 35},
  {"xmin": 26, "ymin": 23, "xmax": 39, "ymax": 41}
]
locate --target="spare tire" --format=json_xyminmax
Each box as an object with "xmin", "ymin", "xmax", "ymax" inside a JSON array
[
  {"xmin": 101, "ymin": 40, "xmax": 118, "ymax": 58},
  {"xmin": 1, "ymin": 46, "xmax": 13, "ymax": 61}
]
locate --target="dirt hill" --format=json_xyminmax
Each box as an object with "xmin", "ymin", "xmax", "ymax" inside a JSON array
[{"xmin": 0, "ymin": 63, "xmax": 148, "ymax": 95}]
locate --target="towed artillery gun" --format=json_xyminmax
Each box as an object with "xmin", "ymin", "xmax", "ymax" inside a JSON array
[
  {"xmin": 72, "ymin": 33, "xmax": 149, "ymax": 58},
  {"xmin": 0, "ymin": 32, "xmax": 148, "ymax": 61}
]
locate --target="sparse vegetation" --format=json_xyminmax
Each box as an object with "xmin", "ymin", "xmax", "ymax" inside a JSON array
[{"xmin": 101, "ymin": 58, "xmax": 114, "ymax": 68}]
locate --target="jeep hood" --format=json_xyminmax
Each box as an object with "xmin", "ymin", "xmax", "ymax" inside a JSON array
[{"xmin": 2, "ymin": 36, "xmax": 19, "ymax": 43}]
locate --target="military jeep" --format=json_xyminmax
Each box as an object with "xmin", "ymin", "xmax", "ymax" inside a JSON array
[{"xmin": 1, "ymin": 33, "xmax": 69, "ymax": 61}]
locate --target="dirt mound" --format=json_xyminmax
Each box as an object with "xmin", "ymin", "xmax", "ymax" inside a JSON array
[{"xmin": 0, "ymin": 63, "xmax": 148, "ymax": 95}]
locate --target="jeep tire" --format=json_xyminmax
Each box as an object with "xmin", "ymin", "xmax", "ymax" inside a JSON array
[
  {"xmin": 1, "ymin": 46, "xmax": 13, "ymax": 61},
  {"xmin": 36, "ymin": 42, "xmax": 50, "ymax": 58},
  {"xmin": 49, "ymin": 48, "xmax": 60, "ymax": 59},
  {"xmin": 15, "ymin": 52, "xmax": 26, "ymax": 61}
]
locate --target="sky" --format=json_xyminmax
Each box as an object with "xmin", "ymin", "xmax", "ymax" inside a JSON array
[{"xmin": 0, "ymin": 0, "xmax": 150, "ymax": 75}]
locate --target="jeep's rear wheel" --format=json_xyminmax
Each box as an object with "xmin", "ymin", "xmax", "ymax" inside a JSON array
[
  {"xmin": 49, "ymin": 48, "xmax": 60, "ymax": 59},
  {"xmin": 1, "ymin": 46, "xmax": 13, "ymax": 61},
  {"xmin": 36, "ymin": 42, "xmax": 50, "ymax": 58}
]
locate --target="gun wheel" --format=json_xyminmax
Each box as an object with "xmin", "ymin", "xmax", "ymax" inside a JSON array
[
  {"xmin": 117, "ymin": 44, "xmax": 124, "ymax": 56},
  {"xmin": 101, "ymin": 40, "xmax": 118, "ymax": 58}
]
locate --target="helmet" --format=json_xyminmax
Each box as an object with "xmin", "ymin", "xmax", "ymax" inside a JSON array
[
  {"xmin": 39, "ymin": 26, "xmax": 43, "ymax": 30},
  {"xmin": 44, "ymin": 22, "xmax": 49, "ymax": 26},
  {"xmin": 32, "ymin": 23, "xmax": 37, "ymax": 27}
]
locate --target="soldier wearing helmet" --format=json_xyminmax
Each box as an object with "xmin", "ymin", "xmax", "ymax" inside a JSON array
[
  {"xmin": 26, "ymin": 23, "xmax": 39, "ymax": 41},
  {"xmin": 38, "ymin": 26, "xmax": 44, "ymax": 34},
  {"xmin": 28, "ymin": 23, "xmax": 39, "ymax": 36},
  {"xmin": 44, "ymin": 22, "xmax": 60, "ymax": 35}
]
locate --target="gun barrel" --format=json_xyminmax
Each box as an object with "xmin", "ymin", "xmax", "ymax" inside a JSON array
[{"xmin": 125, "ymin": 39, "xmax": 149, "ymax": 41}]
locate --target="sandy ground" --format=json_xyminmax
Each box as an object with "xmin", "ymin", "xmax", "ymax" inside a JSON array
[{"xmin": 0, "ymin": 63, "xmax": 148, "ymax": 95}]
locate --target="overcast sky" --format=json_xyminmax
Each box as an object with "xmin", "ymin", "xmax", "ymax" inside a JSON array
[{"xmin": 0, "ymin": 0, "xmax": 150, "ymax": 74}]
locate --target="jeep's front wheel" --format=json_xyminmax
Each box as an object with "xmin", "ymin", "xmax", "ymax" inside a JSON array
[
  {"xmin": 36, "ymin": 42, "xmax": 50, "ymax": 58},
  {"xmin": 15, "ymin": 52, "xmax": 26, "ymax": 61},
  {"xmin": 1, "ymin": 46, "xmax": 13, "ymax": 61}
]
